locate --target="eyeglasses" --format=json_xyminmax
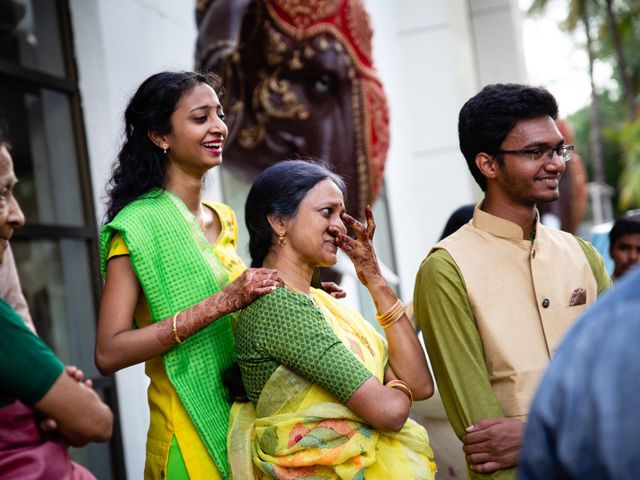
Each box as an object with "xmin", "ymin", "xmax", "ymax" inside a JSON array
[{"xmin": 494, "ymin": 145, "xmax": 574, "ymax": 163}]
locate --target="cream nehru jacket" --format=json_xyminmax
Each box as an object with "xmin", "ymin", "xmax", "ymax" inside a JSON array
[{"xmin": 435, "ymin": 205, "xmax": 597, "ymax": 420}]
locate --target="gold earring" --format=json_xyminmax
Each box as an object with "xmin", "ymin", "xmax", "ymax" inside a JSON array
[{"xmin": 277, "ymin": 231, "xmax": 287, "ymax": 247}]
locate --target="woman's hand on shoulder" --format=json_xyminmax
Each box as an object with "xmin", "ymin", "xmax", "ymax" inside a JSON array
[
  {"xmin": 320, "ymin": 281, "xmax": 346, "ymax": 299},
  {"xmin": 217, "ymin": 268, "xmax": 284, "ymax": 314},
  {"xmin": 330, "ymin": 206, "xmax": 383, "ymax": 287}
]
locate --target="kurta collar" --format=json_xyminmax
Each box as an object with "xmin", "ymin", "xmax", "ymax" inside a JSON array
[{"xmin": 472, "ymin": 202, "xmax": 540, "ymax": 240}]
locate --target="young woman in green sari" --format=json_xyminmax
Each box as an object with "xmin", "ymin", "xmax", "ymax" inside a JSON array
[
  {"xmin": 229, "ymin": 160, "xmax": 437, "ymax": 479},
  {"xmin": 96, "ymin": 71, "xmax": 283, "ymax": 479}
]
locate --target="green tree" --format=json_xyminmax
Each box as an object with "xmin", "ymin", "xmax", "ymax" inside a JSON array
[
  {"xmin": 602, "ymin": 0, "xmax": 637, "ymax": 118},
  {"xmin": 528, "ymin": 0, "xmax": 640, "ymax": 212},
  {"xmin": 528, "ymin": 0, "xmax": 610, "ymax": 220},
  {"xmin": 597, "ymin": 1, "xmax": 640, "ymax": 208},
  {"xmin": 619, "ymin": 117, "xmax": 640, "ymax": 208}
]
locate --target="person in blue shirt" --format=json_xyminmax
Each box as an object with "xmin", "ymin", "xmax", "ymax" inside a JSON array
[{"xmin": 519, "ymin": 265, "xmax": 640, "ymax": 479}]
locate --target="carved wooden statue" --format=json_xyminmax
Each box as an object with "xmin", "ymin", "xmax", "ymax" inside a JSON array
[{"xmin": 195, "ymin": 0, "xmax": 389, "ymax": 219}]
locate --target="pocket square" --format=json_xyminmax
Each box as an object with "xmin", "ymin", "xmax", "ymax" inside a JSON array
[{"xmin": 569, "ymin": 287, "xmax": 587, "ymax": 306}]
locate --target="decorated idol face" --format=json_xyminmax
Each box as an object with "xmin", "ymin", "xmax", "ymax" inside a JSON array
[{"xmin": 196, "ymin": 0, "xmax": 389, "ymax": 220}]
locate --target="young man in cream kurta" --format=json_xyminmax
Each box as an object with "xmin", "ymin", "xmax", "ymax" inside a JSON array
[{"xmin": 414, "ymin": 84, "xmax": 610, "ymax": 480}]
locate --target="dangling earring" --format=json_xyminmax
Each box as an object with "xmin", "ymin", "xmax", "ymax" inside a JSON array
[
  {"xmin": 163, "ymin": 145, "xmax": 168, "ymax": 154},
  {"xmin": 277, "ymin": 231, "xmax": 287, "ymax": 247}
]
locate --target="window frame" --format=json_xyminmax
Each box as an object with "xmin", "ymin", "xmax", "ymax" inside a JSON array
[{"xmin": 0, "ymin": 0, "xmax": 125, "ymax": 478}]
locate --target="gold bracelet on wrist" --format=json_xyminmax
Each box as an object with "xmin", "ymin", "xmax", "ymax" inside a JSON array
[
  {"xmin": 172, "ymin": 311, "xmax": 183, "ymax": 344},
  {"xmin": 375, "ymin": 299, "xmax": 405, "ymax": 328},
  {"xmin": 386, "ymin": 379, "xmax": 413, "ymax": 404}
]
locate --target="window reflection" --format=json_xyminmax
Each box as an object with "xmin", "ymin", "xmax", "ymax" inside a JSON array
[
  {"xmin": 0, "ymin": 0, "xmax": 66, "ymax": 77},
  {"xmin": 0, "ymin": 85, "xmax": 85, "ymax": 226},
  {"xmin": 12, "ymin": 238, "xmax": 98, "ymax": 375}
]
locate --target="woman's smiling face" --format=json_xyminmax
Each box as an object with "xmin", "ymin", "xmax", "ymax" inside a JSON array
[{"xmin": 163, "ymin": 83, "xmax": 228, "ymax": 175}]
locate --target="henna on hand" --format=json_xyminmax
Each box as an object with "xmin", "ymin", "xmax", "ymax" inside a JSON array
[
  {"xmin": 331, "ymin": 206, "xmax": 383, "ymax": 286},
  {"xmin": 215, "ymin": 268, "xmax": 284, "ymax": 314},
  {"xmin": 157, "ymin": 268, "xmax": 283, "ymax": 345},
  {"xmin": 157, "ymin": 320, "xmax": 176, "ymax": 346}
]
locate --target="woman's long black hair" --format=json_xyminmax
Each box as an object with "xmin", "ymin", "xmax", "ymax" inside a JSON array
[
  {"xmin": 244, "ymin": 159, "xmax": 346, "ymax": 268},
  {"xmin": 104, "ymin": 71, "xmax": 222, "ymax": 222}
]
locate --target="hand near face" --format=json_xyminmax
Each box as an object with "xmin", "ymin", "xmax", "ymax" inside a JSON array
[
  {"xmin": 330, "ymin": 205, "xmax": 382, "ymax": 287},
  {"xmin": 217, "ymin": 267, "xmax": 284, "ymax": 314},
  {"xmin": 462, "ymin": 417, "xmax": 525, "ymax": 473}
]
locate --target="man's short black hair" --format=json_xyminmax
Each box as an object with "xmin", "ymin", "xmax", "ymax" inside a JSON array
[
  {"xmin": 458, "ymin": 83, "xmax": 559, "ymax": 191},
  {"xmin": 610, "ymin": 214, "xmax": 640, "ymax": 246}
]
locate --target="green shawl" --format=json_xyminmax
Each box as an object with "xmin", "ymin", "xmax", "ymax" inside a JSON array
[{"xmin": 100, "ymin": 189, "xmax": 234, "ymax": 479}]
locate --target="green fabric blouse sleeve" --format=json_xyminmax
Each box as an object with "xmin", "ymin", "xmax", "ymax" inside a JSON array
[
  {"xmin": 575, "ymin": 236, "xmax": 612, "ymax": 295},
  {"xmin": 240, "ymin": 288, "xmax": 372, "ymax": 404},
  {"xmin": 0, "ymin": 299, "xmax": 64, "ymax": 407},
  {"xmin": 414, "ymin": 249, "xmax": 516, "ymax": 480}
]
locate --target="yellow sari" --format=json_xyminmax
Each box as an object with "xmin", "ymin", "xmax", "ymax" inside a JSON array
[{"xmin": 228, "ymin": 288, "xmax": 436, "ymax": 479}]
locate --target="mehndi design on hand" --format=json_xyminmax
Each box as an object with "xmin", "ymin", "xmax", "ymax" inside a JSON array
[
  {"xmin": 331, "ymin": 205, "xmax": 383, "ymax": 286},
  {"xmin": 157, "ymin": 268, "xmax": 283, "ymax": 345}
]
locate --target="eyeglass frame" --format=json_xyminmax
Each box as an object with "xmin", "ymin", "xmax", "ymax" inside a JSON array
[{"xmin": 493, "ymin": 144, "xmax": 574, "ymax": 163}]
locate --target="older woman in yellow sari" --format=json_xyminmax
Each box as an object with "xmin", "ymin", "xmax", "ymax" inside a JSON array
[{"xmin": 228, "ymin": 160, "xmax": 436, "ymax": 479}]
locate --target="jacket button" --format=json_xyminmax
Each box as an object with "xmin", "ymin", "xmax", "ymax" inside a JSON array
[{"xmin": 542, "ymin": 298, "xmax": 550, "ymax": 308}]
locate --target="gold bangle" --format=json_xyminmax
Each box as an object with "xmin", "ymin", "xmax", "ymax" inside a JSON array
[
  {"xmin": 375, "ymin": 299, "xmax": 401, "ymax": 323},
  {"xmin": 172, "ymin": 311, "xmax": 183, "ymax": 344},
  {"xmin": 375, "ymin": 299, "xmax": 405, "ymax": 328},
  {"xmin": 380, "ymin": 308, "xmax": 404, "ymax": 329},
  {"xmin": 386, "ymin": 379, "xmax": 413, "ymax": 404}
]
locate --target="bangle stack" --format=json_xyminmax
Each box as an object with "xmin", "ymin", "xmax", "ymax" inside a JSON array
[
  {"xmin": 375, "ymin": 299, "xmax": 405, "ymax": 329},
  {"xmin": 386, "ymin": 379, "xmax": 413, "ymax": 404},
  {"xmin": 172, "ymin": 311, "xmax": 183, "ymax": 344}
]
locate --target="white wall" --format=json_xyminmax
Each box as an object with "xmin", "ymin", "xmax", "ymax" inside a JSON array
[
  {"xmin": 69, "ymin": 1, "xmax": 199, "ymax": 478},
  {"xmin": 469, "ymin": 0, "xmax": 528, "ymax": 86},
  {"xmin": 366, "ymin": 0, "xmax": 526, "ymax": 301},
  {"xmin": 365, "ymin": 0, "xmax": 478, "ymax": 302}
]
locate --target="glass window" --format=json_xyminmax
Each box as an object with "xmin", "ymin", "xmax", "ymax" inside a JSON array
[
  {"xmin": 12, "ymin": 239, "xmax": 98, "ymax": 374},
  {"xmin": 0, "ymin": 0, "xmax": 66, "ymax": 77},
  {"xmin": 0, "ymin": 0, "xmax": 123, "ymax": 478},
  {"xmin": 1, "ymin": 84, "xmax": 86, "ymax": 226}
]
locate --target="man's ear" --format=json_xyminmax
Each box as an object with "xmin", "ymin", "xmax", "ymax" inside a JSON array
[
  {"xmin": 475, "ymin": 152, "xmax": 499, "ymax": 181},
  {"xmin": 148, "ymin": 131, "xmax": 169, "ymax": 151}
]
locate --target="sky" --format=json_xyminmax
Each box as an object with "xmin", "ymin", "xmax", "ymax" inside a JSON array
[{"xmin": 519, "ymin": 0, "xmax": 615, "ymax": 117}]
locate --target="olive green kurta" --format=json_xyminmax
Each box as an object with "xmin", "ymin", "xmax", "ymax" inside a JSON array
[{"xmin": 414, "ymin": 207, "xmax": 610, "ymax": 480}]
